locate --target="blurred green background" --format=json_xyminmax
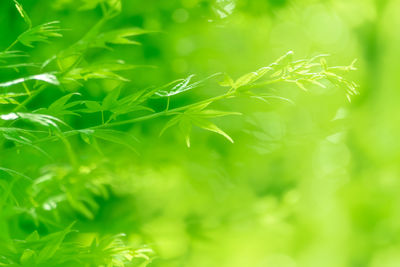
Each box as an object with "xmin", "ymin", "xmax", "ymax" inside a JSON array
[{"xmin": 2, "ymin": 0, "xmax": 400, "ymax": 266}]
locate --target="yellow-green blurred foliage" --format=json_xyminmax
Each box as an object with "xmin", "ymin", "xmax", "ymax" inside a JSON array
[{"xmin": 1, "ymin": 0, "xmax": 400, "ymax": 266}]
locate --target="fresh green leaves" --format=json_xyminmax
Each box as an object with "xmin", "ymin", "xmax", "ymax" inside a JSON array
[
  {"xmin": 79, "ymin": 88, "xmax": 154, "ymax": 122},
  {"xmin": 160, "ymin": 104, "xmax": 240, "ymax": 147},
  {"xmin": 63, "ymin": 60, "xmax": 137, "ymax": 83},
  {"xmin": 45, "ymin": 93, "xmax": 82, "ymax": 116},
  {"xmin": 80, "ymin": 128, "xmax": 138, "ymax": 153},
  {"xmin": 0, "ymin": 1, "xmax": 359, "ymax": 265},
  {"xmin": 18, "ymin": 21, "xmax": 62, "ymax": 48},
  {"xmin": 220, "ymin": 51, "xmax": 359, "ymax": 101},
  {"xmin": 155, "ymin": 73, "xmax": 221, "ymax": 98}
]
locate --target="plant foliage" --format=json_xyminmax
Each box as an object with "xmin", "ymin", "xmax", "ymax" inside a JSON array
[{"xmin": 0, "ymin": 0, "xmax": 358, "ymax": 266}]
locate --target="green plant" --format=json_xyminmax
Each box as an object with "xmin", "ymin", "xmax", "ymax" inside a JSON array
[{"xmin": 0, "ymin": 0, "xmax": 357, "ymax": 266}]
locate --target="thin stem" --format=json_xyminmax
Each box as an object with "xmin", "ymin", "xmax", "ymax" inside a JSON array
[
  {"xmin": 100, "ymin": 2, "xmax": 108, "ymax": 16},
  {"xmin": 165, "ymin": 96, "xmax": 170, "ymax": 111},
  {"xmin": 57, "ymin": 132, "xmax": 78, "ymax": 167},
  {"xmin": 5, "ymin": 39, "xmax": 18, "ymax": 52},
  {"xmin": 94, "ymin": 90, "xmax": 235, "ymax": 129},
  {"xmin": 13, "ymin": 84, "xmax": 47, "ymax": 112},
  {"xmin": 23, "ymin": 89, "xmax": 236, "ymax": 147},
  {"xmin": 22, "ymin": 82, "xmax": 31, "ymax": 96}
]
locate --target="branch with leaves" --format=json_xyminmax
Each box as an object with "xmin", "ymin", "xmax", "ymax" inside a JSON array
[{"xmin": 0, "ymin": 0, "xmax": 358, "ymax": 266}]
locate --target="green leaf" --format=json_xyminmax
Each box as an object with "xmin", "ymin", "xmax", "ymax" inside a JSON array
[
  {"xmin": 155, "ymin": 73, "xmax": 221, "ymax": 97},
  {"xmin": 219, "ymin": 73, "xmax": 234, "ymax": 87},
  {"xmin": 0, "ymin": 167, "xmax": 31, "ymax": 180},
  {"xmin": 234, "ymin": 67, "xmax": 271, "ymax": 89},
  {"xmin": 93, "ymin": 28, "xmax": 148, "ymax": 48},
  {"xmin": 13, "ymin": 0, "xmax": 32, "ymax": 28},
  {"xmin": 25, "ymin": 231, "xmax": 40, "ymax": 242},
  {"xmin": 0, "ymin": 112, "xmax": 67, "ymax": 129},
  {"xmin": 179, "ymin": 118, "xmax": 192, "ymax": 148},
  {"xmin": 3, "ymin": 132, "xmax": 51, "ymax": 159},
  {"xmin": 191, "ymin": 117, "xmax": 234, "ymax": 143},
  {"xmin": 0, "ymin": 51, "xmax": 26, "ymax": 61},
  {"xmin": 102, "ymin": 88, "xmax": 120, "ymax": 110},
  {"xmin": 0, "ymin": 73, "xmax": 59, "ymax": 88},
  {"xmin": 67, "ymin": 192, "xmax": 95, "ymax": 219},
  {"xmin": 64, "ymin": 61, "xmax": 136, "ymax": 82},
  {"xmin": 37, "ymin": 223, "xmax": 75, "ymax": 263},
  {"xmin": 46, "ymin": 93, "xmax": 81, "ymax": 116},
  {"xmin": 84, "ymin": 129, "xmax": 138, "ymax": 153},
  {"xmin": 0, "ymin": 62, "xmax": 40, "ymax": 69},
  {"xmin": 155, "ymin": 74, "xmax": 195, "ymax": 97},
  {"xmin": 159, "ymin": 115, "xmax": 182, "ymax": 136},
  {"xmin": 79, "ymin": 0, "xmax": 121, "ymax": 12},
  {"xmin": 18, "ymin": 21, "xmax": 62, "ymax": 48},
  {"xmin": 196, "ymin": 109, "xmax": 241, "ymax": 118},
  {"xmin": 20, "ymin": 249, "xmax": 36, "ymax": 265},
  {"xmin": 84, "ymin": 101, "xmax": 103, "ymax": 112}
]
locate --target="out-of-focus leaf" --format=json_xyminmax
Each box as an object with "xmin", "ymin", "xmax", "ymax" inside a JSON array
[
  {"xmin": 2, "ymin": 132, "xmax": 51, "ymax": 159},
  {"xmin": 67, "ymin": 192, "xmax": 95, "ymax": 219},
  {"xmin": 46, "ymin": 93, "xmax": 81, "ymax": 116},
  {"xmin": 234, "ymin": 66, "xmax": 271, "ymax": 89},
  {"xmin": 18, "ymin": 21, "xmax": 62, "ymax": 48},
  {"xmin": 0, "ymin": 93, "xmax": 28, "ymax": 105},
  {"xmin": 194, "ymin": 109, "xmax": 241, "ymax": 118},
  {"xmin": 80, "ymin": 129, "xmax": 138, "ymax": 153},
  {"xmin": 79, "ymin": 0, "xmax": 121, "ymax": 12},
  {"xmin": 93, "ymin": 28, "xmax": 148, "ymax": 48},
  {"xmin": 36, "ymin": 223, "xmax": 74, "ymax": 263},
  {"xmin": 0, "ymin": 112, "xmax": 66, "ymax": 129},
  {"xmin": 20, "ymin": 249, "xmax": 36, "ymax": 265},
  {"xmin": 0, "ymin": 73, "xmax": 59, "ymax": 88},
  {"xmin": 191, "ymin": 117, "xmax": 234, "ymax": 143},
  {"xmin": 0, "ymin": 62, "xmax": 40, "ymax": 69},
  {"xmin": 159, "ymin": 115, "xmax": 182, "ymax": 136},
  {"xmin": 179, "ymin": 118, "xmax": 192, "ymax": 148},
  {"xmin": 0, "ymin": 51, "xmax": 26, "ymax": 62},
  {"xmin": 83, "ymin": 101, "xmax": 103, "ymax": 112},
  {"xmin": 63, "ymin": 61, "xmax": 136, "ymax": 82},
  {"xmin": 219, "ymin": 73, "xmax": 234, "ymax": 87},
  {"xmin": 0, "ymin": 167, "xmax": 31, "ymax": 181},
  {"xmin": 102, "ymin": 88, "xmax": 120, "ymax": 110},
  {"xmin": 13, "ymin": 0, "xmax": 32, "ymax": 28}
]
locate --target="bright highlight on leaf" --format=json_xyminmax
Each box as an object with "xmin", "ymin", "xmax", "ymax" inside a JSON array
[
  {"xmin": 13, "ymin": 0, "xmax": 32, "ymax": 29},
  {"xmin": 0, "ymin": 73, "xmax": 59, "ymax": 87}
]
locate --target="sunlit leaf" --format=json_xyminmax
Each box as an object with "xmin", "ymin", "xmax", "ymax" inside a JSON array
[
  {"xmin": 191, "ymin": 117, "xmax": 234, "ymax": 143},
  {"xmin": 0, "ymin": 73, "xmax": 59, "ymax": 88},
  {"xmin": 155, "ymin": 73, "xmax": 221, "ymax": 97},
  {"xmin": 0, "ymin": 112, "xmax": 67, "ymax": 129},
  {"xmin": 179, "ymin": 118, "xmax": 192, "ymax": 148}
]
